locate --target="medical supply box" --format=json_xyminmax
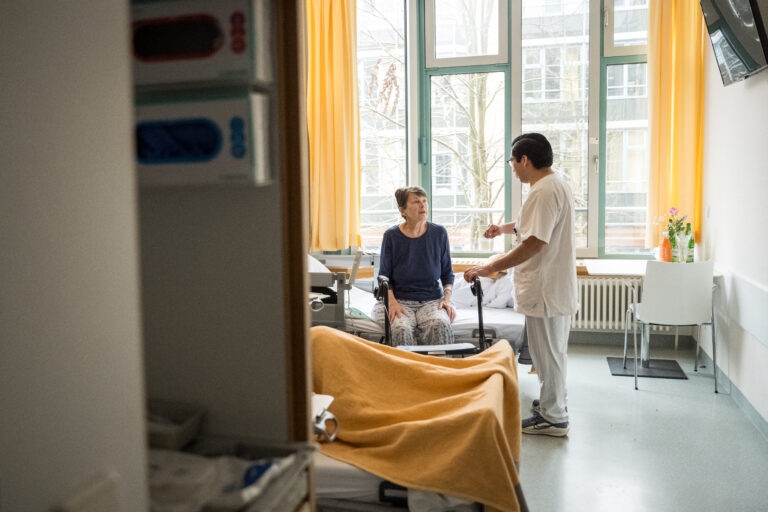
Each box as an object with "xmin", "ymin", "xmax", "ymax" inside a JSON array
[
  {"xmin": 136, "ymin": 92, "xmax": 270, "ymax": 186},
  {"xmin": 132, "ymin": 0, "xmax": 272, "ymax": 89}
]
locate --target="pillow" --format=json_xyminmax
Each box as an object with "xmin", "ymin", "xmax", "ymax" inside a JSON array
[
  {"xmin": 451, "ymin": 274, "xmax": 497, "ymax": 308},
  {"xmin": 487, "ymin": 273, "xmax": 515, "ymax": 309},
  {"xmin": 307, "ymin": 254, "xmax": 331, "ymax": 273},
  {"xmin": 451, "ymin": 275, "xmax": 476, "ymax": 308}
]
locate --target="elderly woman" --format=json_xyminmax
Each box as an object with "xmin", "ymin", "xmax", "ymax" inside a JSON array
[{"xmin": 373, "ymin": 186, "xmax": 456, "ymax": 346}]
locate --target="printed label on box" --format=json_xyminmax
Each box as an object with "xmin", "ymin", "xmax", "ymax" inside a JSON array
[
  {"xmin": 136, "ymin": 94, "xmax": 269, "ymax": 186},
  {"xmin": 132, "ymin": 0, "xmax": 272, "ymax": 87}
]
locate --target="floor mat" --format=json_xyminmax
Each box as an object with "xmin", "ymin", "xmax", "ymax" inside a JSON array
[{"xmin": 607, "ymin": 357, "xmax": 688, "ymax": 379}]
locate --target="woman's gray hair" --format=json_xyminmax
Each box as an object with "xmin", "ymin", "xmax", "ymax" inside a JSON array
[{"xmin": 395, "ymin": 186, "xmax": 427, "ymax": 219}]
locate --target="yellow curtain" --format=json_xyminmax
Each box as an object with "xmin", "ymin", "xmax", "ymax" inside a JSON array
[
  {"xmin": 306, "ymin": 0, "xmax": 361, "ymax": 251},
  {"xmin": 647, "ymin": 0, "xmax": 707, "ymax": 247}
]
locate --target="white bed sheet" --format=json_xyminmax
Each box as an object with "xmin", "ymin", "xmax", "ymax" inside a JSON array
[
  {"xmin": 314, "ymin": 452, "xmax": 477, "ymax": 511},
  {"xmin": 315, "ymin": 452, "xmax": 381, "ymax": 503},
  {"xmin": 452, "ymin": 306, "xmax": 526, "ymax": 350},
  {"xmin": 344, "ymin": 285, "xmax": 526, "ymax": 350}
]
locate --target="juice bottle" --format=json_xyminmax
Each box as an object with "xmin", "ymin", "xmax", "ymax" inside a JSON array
[{"xmin": 659, "ymin": 232, "xmax": 672, "ymax": 262}]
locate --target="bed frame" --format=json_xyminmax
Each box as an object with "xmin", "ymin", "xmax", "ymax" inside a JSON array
[{"xmin": 310, "ymin": 270, "xmax": 349, "ymax": 329}]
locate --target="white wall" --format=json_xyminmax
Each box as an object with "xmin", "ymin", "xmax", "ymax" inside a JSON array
[
  {"xmin": 701, "ymin": 48, "xmax": 768, "ymax": 422},
  {"xmin": 140, "ymin": 187, "xmax": 290, "ymax": 441},
  {"xmin": 0, "ymin": 2, "xmax": 148, "ymax": 511}
]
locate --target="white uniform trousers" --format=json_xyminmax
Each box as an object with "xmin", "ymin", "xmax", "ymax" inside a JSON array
[{"xmin": 526, "ymin": 315, "xmax": 570, "ymax": 423}]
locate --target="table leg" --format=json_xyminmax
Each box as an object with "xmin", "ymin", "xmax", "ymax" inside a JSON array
[{"xmin": 641, "ymin": 323, "xmax": 651, "ymax": 368}]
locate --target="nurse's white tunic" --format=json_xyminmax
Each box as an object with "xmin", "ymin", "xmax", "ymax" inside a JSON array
[{"xmin": 514, "ymin": 173, "xmax": 578, "ymax": 318}]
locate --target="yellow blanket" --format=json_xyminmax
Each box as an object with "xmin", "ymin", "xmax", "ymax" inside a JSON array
[{"xmin": 311, "ymin": 326, "xmax": 522, "ymax": 511}]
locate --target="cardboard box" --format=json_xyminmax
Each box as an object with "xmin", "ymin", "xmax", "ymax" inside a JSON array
[
  {"xmin": 132, "ymin": 0, "xmax": 272, "ymax": 88},
  {"xmin": 136, "ymin": 93, "xmax": 270, "ymax": 186}
]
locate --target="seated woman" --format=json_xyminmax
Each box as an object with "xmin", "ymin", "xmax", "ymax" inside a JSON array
[{"xmin": 373, "ymin": 186, "xmax": 455, "ymax": 346}]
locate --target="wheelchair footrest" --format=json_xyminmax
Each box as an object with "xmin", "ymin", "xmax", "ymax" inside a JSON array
[{"xmin": 396, "ymin": 342, "xmax": 479, "ymax": 356}]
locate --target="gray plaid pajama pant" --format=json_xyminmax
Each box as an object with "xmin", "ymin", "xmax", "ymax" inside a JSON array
[{"xmin": 372, "ymin": 298, "xmax": 454, "ymax": 346}]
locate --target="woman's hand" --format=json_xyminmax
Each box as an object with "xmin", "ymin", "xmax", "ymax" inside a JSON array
[
  {"xmin": 388, "ymin": 299, "xmax": 407, "ymax": 322},
  {"xmin": 438, "ymin": 297, "xmax": 456, "ymax": 323}
]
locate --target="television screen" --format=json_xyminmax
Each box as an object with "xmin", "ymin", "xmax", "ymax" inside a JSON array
[
  {"xmin": 752, "ymin": 0, "xmax": 768, "ymax": 60},
  {"xmin": 700, "ymin": 0, "xmax": 768, "ymax": 85}
]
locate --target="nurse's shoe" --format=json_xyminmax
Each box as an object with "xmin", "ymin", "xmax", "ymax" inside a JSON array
[
  {"xmin": 522, "ymin": 413, "xmax": 569, "ymax": 437},
  {"xmin": 530, "ymin": 399, "xmax": 567, "ymax": 415}
]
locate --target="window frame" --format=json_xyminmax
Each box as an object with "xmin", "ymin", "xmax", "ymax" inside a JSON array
[
  {"xmin": 399, "ymin": 0, "xmax": 652, "ymax": 259},
  {"xmin": 603, "ymin": 0, "xmax": 649, "ymax": 57},
  {"xmin": 598, "ymin": 0, "xmax": 650, "ymax": 259},
  {"xmin": 356, "ymin": 0, "xmax": 411, "ymax": 252},
  {"xmin": 424, "ymin": 0, "xmax": 509, "ymax": 68},
  {"xmin": 417, "ymin": 0, "xmax": 513, "ymax": 258},
  {"xmin": 416, "ymin": 0, "xmax": 600, "ymax": 258}
]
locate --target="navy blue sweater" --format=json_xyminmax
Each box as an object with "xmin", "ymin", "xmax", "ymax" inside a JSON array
[{"xmin": 378, "ymin": 222, "xmax": 454, "ymax": 302}]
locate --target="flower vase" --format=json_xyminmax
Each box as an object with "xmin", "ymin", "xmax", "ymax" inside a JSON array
[{"xmin": 675, "ymin": 233, "xmax": 691, "ymax": 263}]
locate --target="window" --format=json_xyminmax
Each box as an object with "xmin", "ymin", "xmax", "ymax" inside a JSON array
[
  {"xmin": 604, "ymin": 0, "xmax": 649, "ymax": 56},
  {"xmin": 354, "ymin": 0, "xmax": 650, "ymax": 258},
  {"xmin": 357, "ymin": 0, "xmax": 407, "ymax": 250},
  {"xmin": 601, "ymin": 0, "xmax": 649, "ymax": 256},
  {"xmin": 425, "ymin": 0, "xmax": 508, "ymax": 67},
  {"xmin": 429, "ymin": 72, "xmax": 506, "ymax": 253},
  {"xmin": 521, "ymin": 0, "xmax": 593, "ymax": 251}
]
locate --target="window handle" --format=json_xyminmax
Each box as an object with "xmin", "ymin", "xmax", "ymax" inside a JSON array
[{"xmin": 592, "ymin": 154, "xmax": 599, "ymax": 175}]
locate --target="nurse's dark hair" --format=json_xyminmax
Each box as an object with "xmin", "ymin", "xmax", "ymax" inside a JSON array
[
  {"xmin": 510, "ymin": 133, "xmax": 553, "ymax": 169},
  {"xmin": 395, "ymin": 186, "xmax": 427, "ymax": 218}
]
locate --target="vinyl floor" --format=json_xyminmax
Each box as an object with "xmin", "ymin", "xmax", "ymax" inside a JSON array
[{"xmin": 517, "ymin": 343, "xmax": 768, "ymax": 512}]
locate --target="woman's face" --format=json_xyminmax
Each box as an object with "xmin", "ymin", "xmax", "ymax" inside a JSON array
[{"xmin": 400, "ymin": 193, "xmax": 428, "ymax": 221}]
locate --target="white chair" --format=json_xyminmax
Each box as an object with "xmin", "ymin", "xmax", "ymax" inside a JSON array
[{"xmin": 622, "ymin": 261, "xmax": 717, "ymax": 392}]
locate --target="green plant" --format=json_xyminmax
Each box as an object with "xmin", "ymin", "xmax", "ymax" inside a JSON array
[{"xmin": 666, "ymin": 207, "xmax": 688, "ymax": 239}]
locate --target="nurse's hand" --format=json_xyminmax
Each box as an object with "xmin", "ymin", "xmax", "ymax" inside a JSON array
[
  {"xmin": 463, "ymin": 265, "xmax": 492, "ymax": 282},
  {"xmin": 484, "ymin": 224, "xmax": 503, "ymax": 239},
  {"xmin": 438, "ymin": 298, "xmax": 456, "ymax": 323}
]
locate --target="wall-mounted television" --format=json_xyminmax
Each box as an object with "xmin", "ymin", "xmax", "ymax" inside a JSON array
[{"xmin": 700, "ymin": 0, "xmax": 768, "ymax": 85}]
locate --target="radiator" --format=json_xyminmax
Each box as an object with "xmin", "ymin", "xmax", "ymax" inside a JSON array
[{"xmin": 573, "ymin": 276, "xmax": 642, "ymax": 331}]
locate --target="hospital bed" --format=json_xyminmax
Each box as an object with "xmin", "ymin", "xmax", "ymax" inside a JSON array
[
  {"xmin": 312, "ymin": 394, "xmax": 479, "ymax": 510},
  {"xmin": 310, "ymin": 326, "xmax": 529, "ymax": 512},
  {"xmin": 308, "ymin": 254, "xmax": 526, "ymax": 353}
]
